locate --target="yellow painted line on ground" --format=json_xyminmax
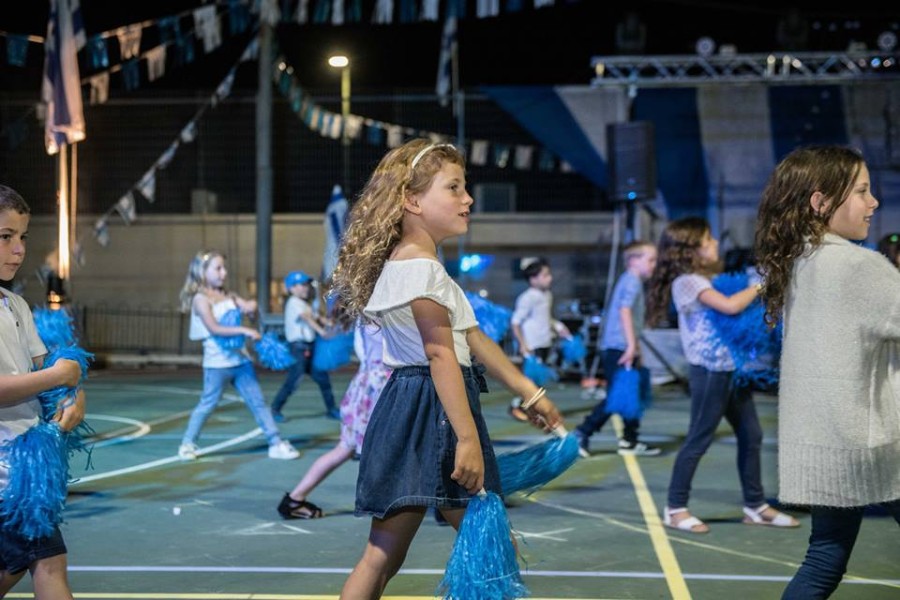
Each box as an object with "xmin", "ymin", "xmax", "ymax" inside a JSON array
[{"xmin": 612, "ymin": 414, "xmax": 692, "ymax": 600}]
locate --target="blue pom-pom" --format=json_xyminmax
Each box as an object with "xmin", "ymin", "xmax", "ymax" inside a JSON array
[
  {"xmin": 212, "ymin": 308, "xmax": 246, "ymax": 350},
  {"xmin": 38, "ymin": 346, "xmax": 93, "ymax": 417},
  {"xmin": 604, "ymin": 367, "xmax": 644, "ymax": 420},
  {"xmin": 254, "ymin": 332, "xmax": 296, "ymax": 370},
  {"xmin": 497, "ymin": 433, "xmax": 580, "ymax": 495},
  {"xmin": 32, "ymin": 306, "xmax": 76, "ymax": 351},
  {"xmin": 312, "ymin": 330, "xmax": 355, "ymax": 372},
  {"xmin": 437, "ymin": 491, "xmax": 529, "ymax": 600},
  {"xmin": 0, "ymin": 422, "xmax": 69, "ymax": 539},
  {"xmin": 560, "ymin": 334, "xmax": 586, "ymax": 364},
  {"xmin": 465, "ymin": 291, "xmax": 513, "ymax": 344},
  {"xmin": 707, "ymin": 272, "xmax": 782, "ymax": 388},
  {"xmin": 523, "ymin": 355, "xmax": 558, "ymax": 387}
]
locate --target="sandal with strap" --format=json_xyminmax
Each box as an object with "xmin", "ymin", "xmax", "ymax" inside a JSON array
[
  {"xmin": 277, "ymin": 493, "xmax": 324, "ymax": 520},
  {"xmin": 663, "ymin": 507, "xmax": 709, "ymax": 534},
  {"xmin": 742, "ymin": 503, "xmax": 799, "ymax": 528}
]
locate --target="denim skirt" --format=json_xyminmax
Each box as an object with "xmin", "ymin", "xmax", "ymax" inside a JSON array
[{"xmin": 354, "ymin": 364, "xmax": 502, "ymax": 518}]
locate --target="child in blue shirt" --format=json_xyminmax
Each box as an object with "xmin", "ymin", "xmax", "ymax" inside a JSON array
[{"xmin": 574, "ymin": 241, "xmax": 660, "ymax": 456}]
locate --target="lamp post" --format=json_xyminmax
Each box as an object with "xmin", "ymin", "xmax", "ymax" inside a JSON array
[{"xmin": 328, "ymin": 54, "xmax": 351, "ymax": 192}]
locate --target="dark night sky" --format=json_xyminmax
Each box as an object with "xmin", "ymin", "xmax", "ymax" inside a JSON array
[{"xmin": 1, "ymin": 1, "xmax": 896, "ymax": 95}]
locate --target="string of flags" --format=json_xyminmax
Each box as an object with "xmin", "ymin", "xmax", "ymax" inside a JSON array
[
  {"xmin": 90, "ymin": 36, "xmax": 259, "ymax": 249},
  {"xmin": 273, "ymin": 54, "xmax": 571, "ymax": 173},
  {"xmin": 3, "ymin": 0, "xmax": 252, "ymax": 105},
  {"xmin": 1, "ymin": 0, "xmax": 581, "ymax": 69}
]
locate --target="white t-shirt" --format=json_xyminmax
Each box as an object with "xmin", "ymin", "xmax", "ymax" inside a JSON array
[
  {"xmin": 283, "ymin": 295, "xmax": 317, "ymax": 343},
  {"xmin": 672, "ymin": 273, "xmax": 735, "ymax": 371},
  {"xmin": 364, "ymin": 259, "xmax": 478, "ymax": 368},
  {"xmin": 510, "ymin": 287, "xmax": 555, "ymax": 349},
  {"xmin": 189, "ymin": 296, "xmax": 249, "ymax": 369},
  {"xmin": 0, "ymin": 291, "xmax": 48, "ymax": 491}
]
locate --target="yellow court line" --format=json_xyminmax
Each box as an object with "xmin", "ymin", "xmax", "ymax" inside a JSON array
[{"xmin": 612, "ymin": 414, "xmax": 692, "ymax": 600}]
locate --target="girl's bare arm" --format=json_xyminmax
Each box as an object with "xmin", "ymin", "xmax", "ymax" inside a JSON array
[{"xmin": 411, "ymin": 297, "xmax": 483, "ymax": 494}]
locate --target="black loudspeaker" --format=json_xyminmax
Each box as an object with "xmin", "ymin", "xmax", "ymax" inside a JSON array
[{"xmin": 607, "ymin": 121, "xmax": 657, "ymax": 202}]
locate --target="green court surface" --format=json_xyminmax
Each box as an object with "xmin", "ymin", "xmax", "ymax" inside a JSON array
[{"xmin": 7, "ymin": 366, "xmax": 899, "ymax": 599}]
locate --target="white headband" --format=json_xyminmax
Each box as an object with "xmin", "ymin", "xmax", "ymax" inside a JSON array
[{"xmin": 410, "ymin": 143, "xmax": 456, "ymax": 170}]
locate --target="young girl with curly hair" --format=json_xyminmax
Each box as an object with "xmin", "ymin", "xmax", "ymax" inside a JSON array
[
  {"xmin": 331, "ymin": 138, "xmax": 563, "ymax": 598},
  {"xmin": 646, "ymin": 217, "xmax": 797, "ymax": 533},
  {"xmin": 755, "ymin": 145, "xmax": 900, "ymax": 599}
]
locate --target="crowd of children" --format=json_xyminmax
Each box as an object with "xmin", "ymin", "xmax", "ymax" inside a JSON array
[{"xmin": 4, "ymin": 141, "xmax": 898, "ymax": 600}]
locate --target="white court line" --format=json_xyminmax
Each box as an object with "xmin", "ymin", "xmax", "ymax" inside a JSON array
[
  {"xmin": 71, "ymin": 428, "xmax": 265, "ymax": 485},
  {"xmin": 70, "ymin": 383, "xmax": 263, "ymax": 484},
  {"xmin": 52, "ymin": 565, "xmax": 899, "ymax": 586}
]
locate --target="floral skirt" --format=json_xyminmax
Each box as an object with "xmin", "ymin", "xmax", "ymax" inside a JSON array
[{"xmin": 339, "ymin": 360, "xmax": 393, "ymax": 455}]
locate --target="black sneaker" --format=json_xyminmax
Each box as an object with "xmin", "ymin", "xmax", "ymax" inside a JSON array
[
  {"xmin": 617, "ymin": 440, "xmax": 661, "ymax": 456},
  {"xmin": 574, "ymin": 429, "xmax": 590, "ymax": 455}
]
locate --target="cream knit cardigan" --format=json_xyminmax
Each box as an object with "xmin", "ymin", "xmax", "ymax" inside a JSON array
[{"xmin": 779, "ymin": 233, "xmax": 900, "ymax": 507}]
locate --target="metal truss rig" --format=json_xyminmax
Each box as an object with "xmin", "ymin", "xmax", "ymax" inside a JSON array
[{"xmin": 590, "ymin": 52, "xmax": 900, "ymax": 87}]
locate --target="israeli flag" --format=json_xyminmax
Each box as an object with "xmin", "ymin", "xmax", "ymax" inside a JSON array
[
  {"xmin": 42, "ymin": 0, "xmax": 86, "ymax": 155},
  {"xmin": 436, "ymin": 16, "xmax": 457, "ymax": 107},
  {"xmin": 322, "ymin": 184, "xmax": 348, "ymax": 282}
]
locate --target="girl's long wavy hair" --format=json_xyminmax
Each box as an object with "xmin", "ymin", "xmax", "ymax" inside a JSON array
[
  {"xmin": 330, "ymin": 138, "xmax": 465, "ymax": 321},
  {"xmin": 646, "ymin": 217, "xmax": 712, "ymax": 327},
  {"xmin": 754, "ymin": 145, "xmax": 863, "ymax": 326},
  {"xmin": 179, "ymin": 249, "xmax": 225, "ymax": 312}
]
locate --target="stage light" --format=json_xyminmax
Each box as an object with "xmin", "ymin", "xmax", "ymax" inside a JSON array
[
  {"xmin": 878, "ymin": 31, "xmax": 897, "ymax": 52},
  {"xmin": 695, "ymin": 36, "xmax": 716, "ymax": 57}
]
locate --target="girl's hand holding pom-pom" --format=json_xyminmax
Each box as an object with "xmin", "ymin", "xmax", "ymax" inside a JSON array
[{"xmin": 243, "ymin": 327, "xmax": 262, "ymax": 341}]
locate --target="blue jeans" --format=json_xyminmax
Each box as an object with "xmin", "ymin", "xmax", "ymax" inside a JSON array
[
  {"xmin": 577, "ymin": 349, "xmax": 640, "ymax": 443},
  {"xmin": 182, "ymin": 361, "xmax": 282, "ymax": 446},
  {"xmin": 271, "ymin": 340, "xmax": 336, "ymax": 414},
  {"xmin": 667, "ymin": 365, "xmax": 764, "ymax": 508},
  {"xmin": 782, "ymin": 499, "xmax": 900, "ymax": 599}
]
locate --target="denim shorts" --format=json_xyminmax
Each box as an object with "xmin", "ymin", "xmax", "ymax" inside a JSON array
[
  {"xmin": 355, "ymin": 364, "xmax": 502, "ymax": 518},
  {"xmin": 0, "ymin": 510, "xmax": 68, "ymax": 574}
]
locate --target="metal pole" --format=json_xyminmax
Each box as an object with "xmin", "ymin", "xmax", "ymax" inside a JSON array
[
  {"xmin": 341, "ymin": 64, "xmax": 351, "ymax": 192},
  {"xmin": 256, "ymin": 25, "xmax": 273, "ymax": 320}
]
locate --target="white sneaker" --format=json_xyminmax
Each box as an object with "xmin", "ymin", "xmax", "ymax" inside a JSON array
[
  {"xmin": 178, "ymin": 443, "xmax": 199, "ymax": 460},
  {"xmin": 268, "ymin": 440, "xmax": 300, "ymax": 460}
]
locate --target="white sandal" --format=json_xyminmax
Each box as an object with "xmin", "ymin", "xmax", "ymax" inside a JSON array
[
  {"xmin": 742, "ymin": 503, "xmax": 800, "ymax": 528},
  {"xmin": 663, "ymin": 507, "xmax": 709, "ymax": 533}
]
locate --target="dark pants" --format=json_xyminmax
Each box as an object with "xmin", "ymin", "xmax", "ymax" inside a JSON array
[
  {"xmin": 782, "ymin": 499, "xmax": 900, "ymax": 599},
  {"xmin": 271, "ymin": 340, "xmax": 336, "ymax": 414},
  {"xmin": 667, "ymin": 364, "xmax": 764, "ymax": 508},
  {"xmin": 576, "ymin": 349, "xmax": 639, "ymax": 443}
]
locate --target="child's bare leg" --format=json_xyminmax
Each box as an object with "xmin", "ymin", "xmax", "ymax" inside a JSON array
[
  {"xmin": 0, "ymin": 569, "xmax": 27, "ymax": 597},
  {"xmin": 341, "ymin": 508, "xmax": 425, "ymax": 600},
  {"xmin": 289, "ymin": 444, "xmax": 355, "ymax": 500},
  {"xmin": 30, "ymin": 554, "xmax": 73, "ymax": 600}
]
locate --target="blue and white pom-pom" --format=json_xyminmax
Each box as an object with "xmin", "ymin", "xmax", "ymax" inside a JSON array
[
  {"xmin": 707, "ymin": 271, "xmax": 782, "ymax": 388},
  {"xmin": 254, "ymin": 332, "xmax": 296, "ymax": 370},
  {"xmin": 465, "ymin": 291, "xmax": 513, "ymax": 344},
  {"xmin": 212, "ymin": 307, "xmax": 246, "ymax": 350}
]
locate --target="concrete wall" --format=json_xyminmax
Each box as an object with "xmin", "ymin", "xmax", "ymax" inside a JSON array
[{"xmin": 22, "ymin": 210, "xmax": 636, "ymax": 312}]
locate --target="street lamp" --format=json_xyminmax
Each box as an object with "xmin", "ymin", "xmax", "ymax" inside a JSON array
[{"xmin": 328, "ymin": 54, "xmax": 351, "ymax": 192}]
